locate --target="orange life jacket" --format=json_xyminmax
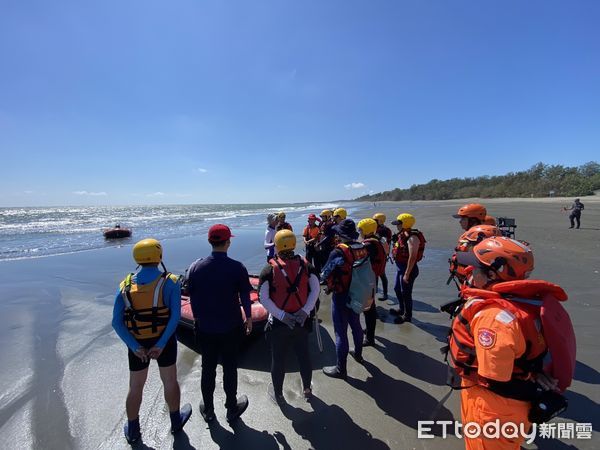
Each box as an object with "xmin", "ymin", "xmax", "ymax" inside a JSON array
[
  {"xmin": 330, "ymin": 243, "xmax": 369, "ymax": 294},
  {"xmin": 449, "ymin": 237, "xmax": 475, "ymax": 283},
  {"xmin": 363, "ymin": 237, "xmax": 387, "ymax": 277},
  {"xmin": 303, "ymin": 224, "xmax": 320, "ymax": 241},
  {"xmin": 121, "ymin": 272, "xmax": 172, "ymax": 339},
  {"xmin": 268, "ymin": 255, "xmax": 309, "ymax": 313},
  {"xmin": 392, "ymin": 229, "xmax": 426, "ymax": 264},
  {"xmin": 448, "ymin": 280, "xmax": 576, "ymax": 393}
]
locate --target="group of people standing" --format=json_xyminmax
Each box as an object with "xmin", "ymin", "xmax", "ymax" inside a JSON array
[
  {"xmin": 112, "ymin": 203, "xmax": 577, "ymax": 449},
  {"xmin": 446, "ymin": 203, "xmax": 576, "ymax": 450}
]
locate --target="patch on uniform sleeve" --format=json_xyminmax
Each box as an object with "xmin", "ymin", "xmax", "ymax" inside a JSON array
[
  {"xmin": 495, "ymin": 310, "xmax": 515, "ymax": 324},
  {"xmin": 478, "ymin": 328, "xmax": 497, "ymax": 349}
]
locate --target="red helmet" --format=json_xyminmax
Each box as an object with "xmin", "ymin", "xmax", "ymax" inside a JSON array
[
  {"xmin": 453, "ymin": 203, "xmax": 487, "ymax": 221},
  {"xmin": 458, "ymin": 236, "xmax": 534, "ymax": 281},
  {"xmin": 462, "ymin": 225, "xmax": 502, "ymax": 244}
]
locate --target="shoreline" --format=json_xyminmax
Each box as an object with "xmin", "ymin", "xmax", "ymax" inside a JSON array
[{"xmin": 0, "ymin": 199, "xmax": 597, "ymax": 448}]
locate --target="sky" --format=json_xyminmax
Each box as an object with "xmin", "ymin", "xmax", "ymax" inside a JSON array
[{"xmin": 1, "ymin": 0, "xmax": 599, "ymax": 206}]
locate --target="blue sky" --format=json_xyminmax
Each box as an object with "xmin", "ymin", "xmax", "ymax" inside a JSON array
[{"xmin": 1, "ymin": 0, "xmax": 599, "ymax": 206}]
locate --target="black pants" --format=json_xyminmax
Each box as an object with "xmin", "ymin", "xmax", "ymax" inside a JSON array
[
  {"xmin": 196, "ymin": 326, "xmax": 242, "ymax": 410},
  {"xmin": 269, "ymin": 322, "xmax": 312, "ymax": 395},
  {"xmin": 305, "ymin": 245, "xmax": 320, "ymax": 273},
  {"xmin": 394, "ymin": 263, "xmax": 419, "ymax": 320},
  {"xmin": 569, "ymin": 212, "xmax": 581, "ymax": 228},
  {"xmin": 363, "ymin": 300, "xmax": 377, "ymax": 342}
]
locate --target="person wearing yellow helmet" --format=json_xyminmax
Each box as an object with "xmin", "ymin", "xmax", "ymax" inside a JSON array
[
  {"xmin": 276, "ymin": 211, "xmax": 293, "ymax": 232},
  {"xmin": 357, "ymin": 218, "xmax": 387, "ymax": 346},
  {"xmin": 390, "ymin": 214, "xmax": 426, "ymax": 324},
  {"xmin": 333, "ymin": 207, "xmax": 347, "ymax": 224},
  {"xmin": 372, "ymin": 213, "xmax": 392, "ymax": 301},
  {"xmin": 315, "ymin": 209, "xmax": 336, "ymax": 274},
  {"xmin": 258, "ymin": 230, "xmax": 320, "ymax": 402},
  {"xmin": 112, "ymin": 238, "xmax": 192, "ymax": 443}
]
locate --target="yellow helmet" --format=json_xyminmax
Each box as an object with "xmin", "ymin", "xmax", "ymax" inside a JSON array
[
  {"xmin": 333, "ymin": 208, "xmax": 347, "ymax": 220},
  {"xmin": 357, "ymin": 218, "xmax": 378, "ymax": 237},
  {"xmin": 392, "ymin": 213, "xmax": 415, "ymax": 229},
  {"xmin": 372, "ymin": 213, "xmax": 386, "ymax": 225},
  {"xmin": 274, "ymin": 230, "xmax": 296, "ymax": 253},
  {"xmin": 133, "ymin": 238, "xmax": 162, "ymax": 264},
  {"xmin": 320, "ymin": 209, "xmax": 333, "ymax": 219}
]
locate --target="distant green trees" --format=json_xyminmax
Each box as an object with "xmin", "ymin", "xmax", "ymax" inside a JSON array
[{"xmin": 357, "ymin": 162, "xmax": 600, "ymax": 201}]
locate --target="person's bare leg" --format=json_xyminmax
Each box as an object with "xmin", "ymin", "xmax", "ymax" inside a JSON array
[
  {"xmin": 126, "ymin": 368, "xmax": 149, "ymax": 420},
  {"xmin": 159, "ymin": 364, "xmax": 180, "ymax": 412}
]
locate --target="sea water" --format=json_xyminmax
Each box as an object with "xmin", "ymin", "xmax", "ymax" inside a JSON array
[{"xmin": 0, "ymin": 202, "xmax": 359, "ymax": 261}]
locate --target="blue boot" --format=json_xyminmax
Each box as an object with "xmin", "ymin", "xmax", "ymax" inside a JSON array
[
  {"xmin": 124, "ymin": 419, "xmax": 141, "ymax": 445},
  {"xmin": 170, "ymin": 403, "xmax": 192, "ymax": 434}
]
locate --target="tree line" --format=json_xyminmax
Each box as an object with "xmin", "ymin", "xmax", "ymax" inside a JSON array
[{"xmin": 357, "ymin": 162, "xmax": 600, "ymax": 201}]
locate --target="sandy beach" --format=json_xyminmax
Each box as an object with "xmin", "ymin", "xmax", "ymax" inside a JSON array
[{"xmin": 0, "ymin": 198, "xmax": 598, "ymax": 450}]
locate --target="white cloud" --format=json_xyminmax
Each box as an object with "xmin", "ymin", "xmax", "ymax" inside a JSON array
[
  {"xmin": 197, "ymin": 168, "xmax": 208, "ymax": 173},
  {"xmin": 147, "ymin": 192, "xmax": 166, "ymax": 197},
  {"xmin": 23, "ymin": 190, "xmax": 34, "ymax": 194},
  {"xmin": 344, "ymin": 182, "xmax": 365, "ymax": 190},
  {"xmin": 73, "ymin": 190, "xmax": 107, "ymax": 196}
]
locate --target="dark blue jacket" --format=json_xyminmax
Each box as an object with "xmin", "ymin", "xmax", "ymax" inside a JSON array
[{"xmin": 187, "ymin": 252, "xmax": 252, "ymax": 333}]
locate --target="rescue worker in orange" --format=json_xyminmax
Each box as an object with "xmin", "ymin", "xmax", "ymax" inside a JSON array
[
  {"xmin": 373, "ymin": 213, "xmax": 391, "ymax": 300},
  {"xmin": 448, "ymin": 236, "xmax": 575, "ymax": 450},
  {"xmin": 112, "ymin": 239, "xmax": 192, "ymax": 444},
  {"xmin": 449, "ymin": 225, "xmax": 502, "ymax": 287},
  {"xmin": 357, "ymin": 218, "xmax": 387, "ymax": 346},
  {"xmin": 453, "ymin": 203, "xmax": 488, "ymax": 232},
  {"xmin": 302, "ymin": 213, "xmax": 321, "ymax": 272},
  {"xmin": 259, "ymin": 230, "xmax": 320, "ymax": 403},
  {"xmin": 390, "ymin": 213, "xmax": 426, "ymax": 324}
]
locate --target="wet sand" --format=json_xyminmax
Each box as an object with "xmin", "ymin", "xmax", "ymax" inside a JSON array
[{"xmin": 0, "ymin": 199, "xmax": 598, "ymax": 449}]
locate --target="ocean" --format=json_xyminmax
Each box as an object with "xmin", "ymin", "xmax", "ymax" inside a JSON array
[{"xmin": 0, "ymin": 202, "xmax": 361, "ymax": 261}]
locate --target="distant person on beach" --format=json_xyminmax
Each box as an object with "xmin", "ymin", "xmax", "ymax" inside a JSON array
[
  {"xmin": 453, "ymin": 203, "xmax": 487, "ymax": 231},
  {"xmin": 321, "ymin": 219, "xmax": 366, "ymax": 379},
  {"xmin": 187, "ymin": 224, "xmax": 253, "ymax": 423},
  {"xmin": 112, "ymin": 238, "xmax": 192, "ymax": 444},
  {"xmin": 276, "ymin": 211, "xmax": 293, "ymax": 231},
  {"xmin": 302, "ymin": 213, "xmax": 321, "ymax": 271},
  {"xmin": 447, "ymin": 236, "xmax": 575, "ymax": 450},
  {"xmin": 258, "ymin": 230, "xmax": 320, "ymax": 403},
  {"xmin": 564, "ymin": 198, "xmax": 585, "ymax": 229},
  {"xmin": 390, "ymin": 214, "xmax": 426, "ymax": 324},
  {"xmin": 373, "ymin": 213, "xmax": 392, "ymax": 300},
  {"xmin": 357, "ymin": 218, "xmax": 387, "ymax": 346},
  {"xmin": 265, "ymin": 213, "xmax": 278, "ymax": 261}
]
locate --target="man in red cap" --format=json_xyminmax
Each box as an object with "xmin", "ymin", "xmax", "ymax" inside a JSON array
[
  {"xmin": 302, "ymin": 213, "xmax": 321, "ymax": 272},
  {"xmin": 186, "ymin": 224, "xmax": 253, "ymax": 423}
]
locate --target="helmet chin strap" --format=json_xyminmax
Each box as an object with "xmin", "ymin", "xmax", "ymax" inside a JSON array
[{"xmin": 161, "ymin": 261, "xmax": 168, "ymax": 273}]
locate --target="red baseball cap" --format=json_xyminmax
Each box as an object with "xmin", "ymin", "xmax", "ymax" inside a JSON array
[
  {"xmin": 308, "ymin": 214, "xmax": 317, "ymax": 220},
  {"xmin": 208, "ymin": 224, "xmax": 234, "ymax": 243}
]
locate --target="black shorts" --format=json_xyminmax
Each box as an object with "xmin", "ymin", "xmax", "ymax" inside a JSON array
[{"xmin": 128, "ymin": 335, "xmax": 177, "ymax": 372}]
